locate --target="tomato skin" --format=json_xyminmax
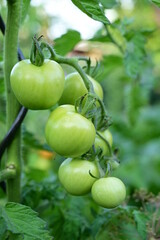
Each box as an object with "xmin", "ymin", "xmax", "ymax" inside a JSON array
[
  {"xmin": 91, "ymin": 177, "xmax": 126, "ymax": 208},
  {"xmin": 94, "ymin": 129, "xmax": 113, "ymax": 156},
  {"xmin": 59, "ymin": 72, "xmax": 103, "ymax": 105},
  {"xmin": 58, "ymin": 158, "xmax": 100, "ymax": 195},
  {"xmin": 10, "ymin": 59, "xmax": 65, "ymax": 110},
  {"xmin": 45, "ymin": 105, "xmax": 96, "ymax": 157}
]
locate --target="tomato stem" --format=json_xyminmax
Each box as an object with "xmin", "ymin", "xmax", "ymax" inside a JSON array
[
  {"xmin": 95, "ymin": 157, "xmax": 105, "ymax": 178},
  {"xmin": 40, "ymin": 41, "xmax": 94, "ymax": 93},
  {"xmin": 4, "ymin": 0, "xmax": 22, "ymax": 202},
  {"xmin": 96, "ymin": 131, "xmax": 112, "ymax": 156},
  {"xmin": 0, "ymin": 166, "xmax": 16, "ymax": 182}
]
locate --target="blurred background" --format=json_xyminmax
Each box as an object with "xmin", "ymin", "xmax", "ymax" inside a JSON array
[{"xmin": 0, "ymin": 0, "xmax": 160, "ymax": 239}]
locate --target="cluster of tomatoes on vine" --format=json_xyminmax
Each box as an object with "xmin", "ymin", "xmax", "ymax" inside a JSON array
[{"xmin": 10, "ymin": 36, "xmax": 126, "ymax": 208}]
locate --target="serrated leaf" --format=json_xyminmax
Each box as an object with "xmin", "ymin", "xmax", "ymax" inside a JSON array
[
  {"xmin": 23, "ymin": 127, "xmax": 52, "ymax": 151},
  {"xmin": 151, "ymin": 0, "xmax": 160, "ymax": 7},
  {"xmin": 71, "ymin": 0, "xmax": 110, "ymax": 24},
  {"xmin": 100, "ymin": 0, "xmax": 119, "ymax": 9},
  {"xmin": 2, "ymin": 202, "xmax": 53, "ymax": 240},
  {"xmin": 7, "ymin": 232, "xmax": 24, "ymax": 240},
  {"xmin": 54, "ymin": 30, "xmax": 81, "ymax": 56},
  {"xmin": 133, "ymin": 210, "xmax": 150, "ymax": 240},
  {"xmin": 124, "ymin": 33, "xmax": 146, "ymax": 78}
]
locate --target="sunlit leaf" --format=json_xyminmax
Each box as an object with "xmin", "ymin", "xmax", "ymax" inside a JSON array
[
  {"xmin": 151, "ymin": 0, "xmax": 160, "ymax": 7},
  {"xmin": 71, "ymin": 0, "xmax": 110, "ymax": 24},
  {"xmin": 54, "ymin": 30, "xmax": 81, "ymax": 55},
  {"xmin": 100, "ymin": 0, "xmax": 119, "ymax": 9}
]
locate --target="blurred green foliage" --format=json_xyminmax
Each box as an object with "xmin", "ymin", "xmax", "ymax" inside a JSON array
[{"xmin": 0, "ymin": 0, "xmax": 160, "ymax": 239}]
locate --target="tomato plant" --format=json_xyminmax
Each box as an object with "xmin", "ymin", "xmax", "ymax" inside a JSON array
[
  {"xmin": 45, "ymin": 105, "xmax": 96, "ymax": 157},
  {"xmin": 58, "ymin": 158, "xmax": 99, "ymax": 195},
  {"xmin": 59, "ymin": 72, "xmax": 103, "ymax": 105},
  {"xmin": 2, "ymin": 0, "xmax": 159, "ymax": 238},
  {"xmin": 94, "ymin": 129, "xmax": 113, "ymax": 156},
  {"xmin": 10, "ymin": 59, "xmax": 65, "ymax": 110},
  {"xmin": 91, "ymin": 177, "xmax": 126, "ymax": 208}
]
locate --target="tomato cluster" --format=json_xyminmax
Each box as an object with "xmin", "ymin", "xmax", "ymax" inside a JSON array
[{"xmin": 10, "ymin": 58, "xmax": 126, "ymax": 208}]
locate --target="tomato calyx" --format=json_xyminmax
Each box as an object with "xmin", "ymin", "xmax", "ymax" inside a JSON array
[
  {"xmin": 75, "ymin": 91, "xmax": 112, "ymax": 131},
  {"xmin": 79, "ymin": 57, "xmax": 101, "ymax": 79},
  {"xmin": 30, "ymin": 35, "xmax": 45, "ymax": 67},
  {"xmin": 82, "ymin": 139, "xmax": 120, "ymax": 177}
]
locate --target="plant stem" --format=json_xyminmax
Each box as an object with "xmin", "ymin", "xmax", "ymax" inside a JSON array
[
  {"xmin": 0, "ymin": 167, "xmax": 16, "ymax": 182},
  {"xmin": 55, "ymin": 55, "xmax": 95, "ymax": 93},
  {"xmin": 40, "ymin": 42, "xmax": 94, "ymax": 92},
  {"xmin": 4, "ymin": 0, "xmax": 22, "ymax": 202}
]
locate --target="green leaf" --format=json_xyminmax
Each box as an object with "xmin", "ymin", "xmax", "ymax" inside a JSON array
[
  {"xmin": 100, "ymin": 0, "xmax": 119, "ymax": 9},
  {"xmin": 89, "ymin": 28, "xmax": 110, "ymax": 42},
  {"xmin": 71, "ymin": 0, "xmax": 110, "ymax": 24},
  {"xmin": 133, "ymin": 210, "xmax": 150, "ymax": 240},
  {"xmin": 151, "ymin": 0, "xmax": 160, "ymax": 7},
  {"xmin": 21, "ymin": 0, "xmax": 31, "ymax": 23},
  {"xmin": 0, "ymin": 215, "xmax": 7, "ymax": 239},
  {"xmin": 124, "ymin": 33, "xmax": 146, "ymax": 78},
  {"xmin": 7, "ymin": 232, "xmax": 24, "ymax": 240},
  {"xmin": 54, "ymin": 30, "xmax": 81, "ymax": 56},
  {"xmin": 23, "ymin": 127, "xmax": 52, "ymax": 151},
  {"xmin": 1, "ymin": 202, "xmax": 53, "ymax": 240},
  {"xmin": 97, "ymin": 55, "xmax": 123, "ymax": 81}
]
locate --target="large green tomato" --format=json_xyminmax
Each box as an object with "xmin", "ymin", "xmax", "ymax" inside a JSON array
[
  {"xmin": 94, "ymin": 129, "xmax": 113, "ymax": 156},
  {"xmin": 59, "ymin": 72, "xmax": 103, "ymax": 105},
  {"xmin": 91, "ymin": 177, "xmax": 126, "ymax": 208},
  {"xmin": 58, "ymin": 158, "xmax": 100, "ymax": 195},
  {"xmin": 10, "ymin": 59, "xmax": 65, "ymax": 110},
  {"xmin": 45, "ymin": 105, "xmax": 96, "ymax": 157}
]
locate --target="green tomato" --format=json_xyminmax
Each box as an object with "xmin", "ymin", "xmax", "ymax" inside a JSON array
[
  {"xmin": 59, "ymin": 72, "xmax": 103, "ymax": 105},
  {"xmin": 10, "ymin": 59, "xmax": 65, "ymax": 110},
  {"xmin": 94, "ymin": 129, "xmax": 113, "ymax": 156},
  {"xmin": 45, "ymin": 105, "xmax": 96, "ymax": 157},
  {"xmin": 91, "ymin": 177, "xmax": 126, "ymax": 208},
  {"xmin": 58, "ymin": 158, "xmax": 100, "ymax": 196}
]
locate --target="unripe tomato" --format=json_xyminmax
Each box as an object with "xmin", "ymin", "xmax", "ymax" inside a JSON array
[
  {"xmin": 58, "ymin": 158, "xmax": 100, "ymax": 196},
  {"xmin": 10, "ymin": 59, "xmax": 65, "ymax": 110},
  {"xmin": 94, "ymin": 129, "xmax": 113, "ymax": 156},
  {"xmin": 59, "ymin": 72, "xmax": 103, "ymax": 105},
  {"xmin": 91, "ymin": 177, "xmax": 126, "ymax": 208},
  {"xmin": 45, "ymin": 105, "xmax": 96, "ymax": 157}
]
